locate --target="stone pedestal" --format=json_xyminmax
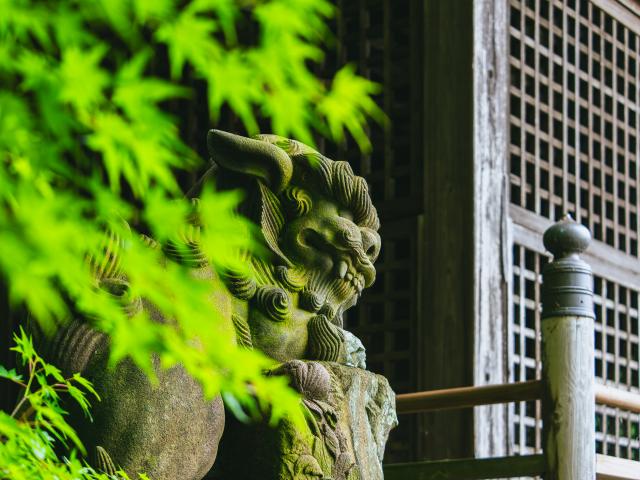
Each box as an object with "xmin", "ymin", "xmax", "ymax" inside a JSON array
[{"xmin": 211, "ymin": 361, "xmax": 397, "ymax": 480}]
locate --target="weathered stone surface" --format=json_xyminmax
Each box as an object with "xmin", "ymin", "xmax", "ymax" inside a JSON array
[
  {"xmin": 47, "ymin": 316, "xmax": 225, "ymax": 480},
  {"xmin": 341, "ymin": 329, "xmax": 367, "ymax": 369},
  {"xmin": 324, "ymin": 363, "xmax": 397, "ymax": 479},
  {"xmin": 83, "ymin": 355, "xmax": 225, "ymax": 480},
  {"xmin": 202, "ymin": 131, "xmax": 381, "ymax": 363},
  {"xmin": 211, "ymin": 360, "xmax": 397, "ymax": 480}
]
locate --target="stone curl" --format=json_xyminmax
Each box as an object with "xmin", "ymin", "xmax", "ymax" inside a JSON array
[
  {"xmin": 306, "ymin": 315, "xmax": 345, "ymax": 362},
  {"xmin": 254, "ymin": 285, "xmax": 291, "ymax": 322}
]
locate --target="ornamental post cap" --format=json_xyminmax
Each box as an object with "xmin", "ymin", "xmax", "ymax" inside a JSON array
[{"xmin": 543, "ymin": 214, "xmax": 591, "ymax": 258}]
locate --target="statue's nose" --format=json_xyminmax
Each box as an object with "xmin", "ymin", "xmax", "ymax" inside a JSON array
[{"xmin": 360, "ymin": 227, "xmax": 381, "ymax": 263}]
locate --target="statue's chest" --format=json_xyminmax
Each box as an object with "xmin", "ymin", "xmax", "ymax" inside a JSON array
[{"xmin": 246, "ymin": 306, "xmax": 313, "ymax": 362}]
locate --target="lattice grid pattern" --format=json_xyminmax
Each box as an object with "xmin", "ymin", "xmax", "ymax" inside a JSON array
[
  {"xmin": 509, "ymin": 0, "xmax": 640, "ymax": 463},
  {"xmin": 594, "ymin": 276, "xmax": 640, "ymax": 458},
  {"xmin": 509, "ymin": 0, "xmax": 640, "ymax": 256},
  {"xmin": 344, "ymin": 218, "xmax": 419, "ymax": 463},
  {"xmin": 334, "ymin": 0, "xmax": 422, "ymax": 213},
  {"xmin": 333, "ymin": 0, "xmax": 423, "ymax": 463},
  {"xmin": 511, "ymin": 244, "xmax": 640, "ymax": 461},
  {"xmin": 511, "ymin": 245, "xmax": 545, "ymax": 456}
]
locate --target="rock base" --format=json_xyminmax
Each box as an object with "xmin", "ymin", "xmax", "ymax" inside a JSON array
[{"xmin": 210, "ymin": 361, "xmax": 397, "ymax": 480}]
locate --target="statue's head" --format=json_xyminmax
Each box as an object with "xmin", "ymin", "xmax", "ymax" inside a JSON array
[{"xmin": 205, "ymin": 130, "xmax": 380, "ymax": 325}]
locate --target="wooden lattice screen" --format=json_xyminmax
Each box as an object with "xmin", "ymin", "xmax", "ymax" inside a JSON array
[
  {"xmin": 508, "ymin": 0, "xmax": 640, "ymax": 464},
  {"xmin": 331, "ymin": 0, "xmax": 424, "ymax": 463}
]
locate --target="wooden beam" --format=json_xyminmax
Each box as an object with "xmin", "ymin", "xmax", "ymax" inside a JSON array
[
  {"xmin": 421, "ymin": 0, "xmax": 474, "ymax": 460},
  {"xmin": 472, "ymin": 0, "xmax": 510, "ymax": 459},
  {"xmin": 596, "ymin": 454, "xmax": 640, "ymax": 480},
  {"xmin": 541, "ymin": 314, "xmax": 596, "ymax": 479},
  {"xmin": 510, "ymin": 204, "xmax": 640, "ymax": 291},
  {"xmin": 396, "ymin": 380, "xmax": 543, "ymax": 414},
  {"xmin": 383, "ymin": 454, "xmax": 545, "ymax": 480},
  {"xmin": 591, "ymin": 0, "xmax": 640, "ymax": 37},
  {"xmin": 395, "ymin": 380, "xmax": 640, "ymax": 415},
  {"xmin": 595, "ymin": 384, "xmax": 640, "ymax": 414},
  {"xmin": 383, "ymin": 454, "xmax": 640, "ymax": 480}
]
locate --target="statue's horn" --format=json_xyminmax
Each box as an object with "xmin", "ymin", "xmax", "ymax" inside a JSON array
[{"xmin": 207, "ymin": 130, "xmax": 293, "ymax": 193}]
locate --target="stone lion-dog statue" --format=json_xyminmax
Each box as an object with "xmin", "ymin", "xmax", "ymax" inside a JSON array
[{"xmin": 34, "ymin": 130, "xmax": 397, "ymax": 480}]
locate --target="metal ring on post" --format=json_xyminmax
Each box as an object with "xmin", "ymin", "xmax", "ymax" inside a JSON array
[{"xmin": 542, "ymin": 214, "xmax": 594, "ymax": 320}]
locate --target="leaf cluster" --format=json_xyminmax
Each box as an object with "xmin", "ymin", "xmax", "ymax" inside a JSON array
[
  {"xmin": 0, "ymin": 0, "xmax": 381, "ymax": 476},
  {"xmin": 0, "ymin": 329, "xmax": 147, "ymax": 479}
]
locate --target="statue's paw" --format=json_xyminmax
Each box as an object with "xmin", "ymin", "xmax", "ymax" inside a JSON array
[
  {"xmin": 306, "ymin": 315, "xmax": 346, "ymax": 362},
  {"xmin": 269, "ymin": 360, "xmax": 331, "ymax": 401}
]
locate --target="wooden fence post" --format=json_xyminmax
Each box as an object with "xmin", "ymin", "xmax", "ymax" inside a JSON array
[{"xmin": 541, "ymin": 215, "xmax": 595, "ymax": 480}]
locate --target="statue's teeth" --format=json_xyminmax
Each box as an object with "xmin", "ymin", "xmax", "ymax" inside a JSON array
[{"xmin": 338, "ymin": 260, "xmax": 348, "ymax": 279}]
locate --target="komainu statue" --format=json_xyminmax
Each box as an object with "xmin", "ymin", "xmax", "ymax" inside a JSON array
[{"xmin": 34, "ymin": 130, "xmax": 397, "ymax": 480}]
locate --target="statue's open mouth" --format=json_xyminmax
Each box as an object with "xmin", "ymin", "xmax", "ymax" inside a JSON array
[
  {"xmin": 299, "ymin": 227, "xmax": 373, "ymax": 296},
  {"xmin": 334, "ymin": 255, "xmax": 365, "ymax": 294}
]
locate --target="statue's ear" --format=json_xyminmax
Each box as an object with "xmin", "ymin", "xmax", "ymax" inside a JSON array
[
  {"xmin": 207, "ymin": 130, "xmax": 293, "ymax": 194},
  {"xmin": 206, "ymin": 130, "xmax": 295, "ymax": 267},
  {"xmin": 207, "ymin": 173, "xmax": 290, "ymax": 268},
  {"xmin": 254, "ymin": 181, "xmax": 293, "ymax": 267}
]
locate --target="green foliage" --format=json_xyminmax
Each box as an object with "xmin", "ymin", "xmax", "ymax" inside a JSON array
[
  {"xmin": 0, "ymin": 0, "xmax": 382, "ymax": 476},
  {"xmin": 1, "ymin": 329, "xmax": 118, "ymax": 479}
]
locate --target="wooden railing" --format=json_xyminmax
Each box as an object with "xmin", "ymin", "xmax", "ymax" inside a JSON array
[
  {"xmin": 383, "ymin": 217, "xmax": 640, "ymax": 480},
  {"xmin": 387, "ymin": 383, "xmax": 640, "ymax": 479},
  {"xmin": 595, "ymin": 384, "xmax": 640, "ymax": 414},
  {"xmin": 395, "ymin": 380, "xmax": 543, "ymax": 414},
  {"xmin": 388, "ymin": 383, "xmax": 640, "ymax": 479},
  {"xmin": 395, "ymin": 381, "xmax": 640, "ymax": 416}
]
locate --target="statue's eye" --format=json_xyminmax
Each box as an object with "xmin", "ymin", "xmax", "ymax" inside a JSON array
[{"xmin": 339, "ymin": 209, "xmax": 354, "ymax": 221}]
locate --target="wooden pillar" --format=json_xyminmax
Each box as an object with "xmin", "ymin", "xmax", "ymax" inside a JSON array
[
  {"xmin": 420, "ymin": 0, "xmax": 511, "ymax": 459},
  {"xmin": 541, "ymin": 216, "xmax": 596, "ymax": 480},
  {"xmin": 472, "ymin": 0, "xmax": 510, "ymax": 458},
  {"xmin": 420, "ymin": 0, "xmax": 474, "ymax": 460}
]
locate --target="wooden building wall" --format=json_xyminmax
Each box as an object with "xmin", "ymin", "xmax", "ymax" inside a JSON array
[
  {"xmin": 338, "ymin": 0, "xmax": 640, "ymax": 466},
  {"xmin": 507, "ymin": 0, "xmax": 640, "ymax": 464},
  {"xmin": 331, "ymin": 0, "xmax": 510, "ymax": 462}
]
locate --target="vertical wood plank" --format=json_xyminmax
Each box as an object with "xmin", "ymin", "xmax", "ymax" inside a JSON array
[
  {"xmin": 420, "ymin": 0, "xmax": 474, "ymax": 460},
  {"xmin": 473, "ymin": 0, "xmax": 511, "ymax": 458}
]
